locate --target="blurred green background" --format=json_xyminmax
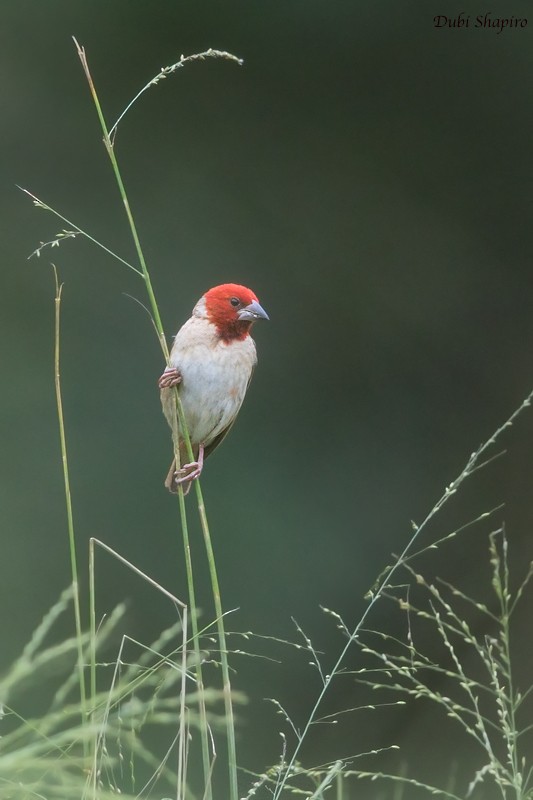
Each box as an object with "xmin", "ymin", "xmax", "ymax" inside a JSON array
[{"xmin": 2, "ymin": 0, "xmax": 533, "ymax": 795}]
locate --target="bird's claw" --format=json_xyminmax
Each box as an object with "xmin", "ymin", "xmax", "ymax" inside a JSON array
[
  {"xmin": 172, "ymin": 444, "xmax": 205, "ymax": 490},
  {"xmin": 159, "ymin": 367, "xmax": 182, "ymax": 389},
  {"xmin": 173, "ymin": 460, "xmax": 203, "ymax": 486}
]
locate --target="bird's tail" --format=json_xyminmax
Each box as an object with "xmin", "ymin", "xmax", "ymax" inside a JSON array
[{"xmin": 164, "ymin": 458, "xmax": 177, "ymax": 492}]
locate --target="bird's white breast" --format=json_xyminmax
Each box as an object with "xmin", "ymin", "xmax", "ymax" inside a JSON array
[{"xmin": 162, "ymin": 316, "xmax": 257, "ymax": 446}]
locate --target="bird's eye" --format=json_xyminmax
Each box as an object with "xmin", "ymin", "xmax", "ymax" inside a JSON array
[{"xmin": 230, "ymin": 297, "xmax": 240, "ymax": 307}]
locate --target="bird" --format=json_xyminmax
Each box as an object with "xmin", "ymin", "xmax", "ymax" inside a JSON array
[{"xmin": 158, "ymin": 283, "xmax": 269, "ymax": 493}]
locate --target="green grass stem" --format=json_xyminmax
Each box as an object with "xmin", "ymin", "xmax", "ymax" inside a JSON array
[
  {"xmin": 88, "ymin": 538, "xmax": 189, "ymax": 799},
  {"xmin": 73, "ymin": 36, "xmax": 213, "ymax": 798},
  {"xmin": 53, "ymin": 267, "xmax": 88, "ymax": 751},
  {"xmin": 73, "ymin": 38, "xmax": 242, "ymax": 800},
  {"xmin": 272, "ymin": 389, "xmax": 533, "ymax": 799},
  {"xmin": 194, "ymin": 484, "xmax": 239, "ymax": 799}
]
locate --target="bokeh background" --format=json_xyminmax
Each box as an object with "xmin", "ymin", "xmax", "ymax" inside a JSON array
[{"xmin": 2, "ymin": 1, "xmax": 533, "ymax": 796}]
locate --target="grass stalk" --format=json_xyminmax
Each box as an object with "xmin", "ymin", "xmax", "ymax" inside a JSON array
[
  {"xmin": 272, "ymin": 388, "xmax": 533, "ymax": 799},
  {"xmin": 72, "ymin": 38, "xmax": 165, "ymax": 352},
  {"xmin": 53, "ymin": 267, "xmax": 88, "ymax": 751},
  {"xmin": 490, "ymin": 532, "xmax": 521, "ymax": 797},
  {"xmin": 195, "ymin": 483, "xmax": 239, "ymax": 800},
  {"xmin": 20, "ymin": 188, "xmax": 142, "ymax": 276},
  {"xmin": 177, "ymin": 490, "xmax": 215, "ymax": 796},
  {"xmin": 88, "ymin": 527, "xmax": 98, "ymax": 799},
  {"xmin": 88, "ymin": 538, "xmax": 189, "ymax": 799},
  {"xmin": 73, "ymin": 36, "xmax": 215, "ymax": 795},
  {"xmin": 356, "ymin": 527, "xmax": 533, "ymax": 799},
  {"xmin": 72, "ymin": 38, "xmax": 240, "ymax": 799}
]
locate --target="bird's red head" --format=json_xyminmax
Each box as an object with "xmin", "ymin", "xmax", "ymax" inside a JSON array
[{"xmin": 202, "ymin": 283, "xmax": 269, "ymax": 342}]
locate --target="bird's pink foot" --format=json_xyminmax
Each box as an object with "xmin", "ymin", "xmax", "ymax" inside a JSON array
[
  {"xmin": 158, "ymin": 366, "xmax": 182, "ymax": 389},
  {"xmin": 174, "ymin": 462, "xmax": 202, "ymax": 485},
  {"xmin": 172, "ymin": 444, "xmax": 205, "ymax": 489}
]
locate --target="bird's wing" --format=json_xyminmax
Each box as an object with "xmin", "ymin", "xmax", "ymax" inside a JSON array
[{"xmin": 204, "ymin": 366, "xmax": 255, "ymax": 460}]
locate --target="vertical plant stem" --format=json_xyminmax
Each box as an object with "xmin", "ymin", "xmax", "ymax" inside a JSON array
[
  {"xmin": 53, "ymin": 267, "xmax": 88, "ymax": 750},
  {"xmin": 336, "ymin": 771, "xmax": 343, "ymax": 800},
  {"xmin": 89, "ymin": 536, "xmax": 96, "ymax": 704},
  {"xmin": 72, "ymin": 39, "xmax": 165, "ymax": 350},
  {"xmin": 195, "ymin": 481, "xmax": 239, "ymax": 800},
  {"xmin": 88, "ymin": 537, "xmax": 97, "ymax": 798},
  {"xmin": 498, "ymin": 535, "xmax": 520, "ymax": 797},
  {"xmin": 74, "ymin": 39, "xmax": 214, "ymax": 799},
  {"xmin": 178, "ymin": 485, "xmax": 214, "ymax": 796}
]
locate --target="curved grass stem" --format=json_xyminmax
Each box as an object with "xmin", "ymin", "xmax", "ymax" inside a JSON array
[
  {"xmin": 272, "ymin": 388, "xmax": 533, "ymax": 799},
  {"xmin": 53, "ymin": 267, "xmax": 88, "ymax": 753},
  {"xmin": 73, "ymin": 37, "xmax": 239, "ymax": 800}
]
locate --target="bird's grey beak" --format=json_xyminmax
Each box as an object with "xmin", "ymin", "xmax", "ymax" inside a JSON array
[{"xmin": 237, "ymin": 300, "xmax": 269, "ymax": 322}]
